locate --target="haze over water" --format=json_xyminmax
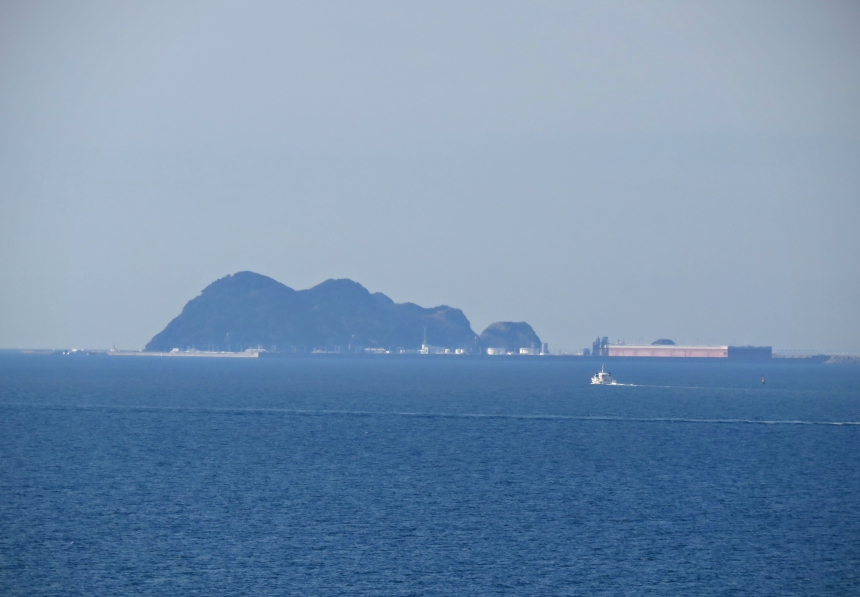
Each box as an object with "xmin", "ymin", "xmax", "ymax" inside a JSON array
[
  {"xmin": 1, "ymin": 2, "xmax": 859, "ymax": 352},
  {"xmin": 2, "ymin": 355, "xmax": 858, "ymax": 595}
]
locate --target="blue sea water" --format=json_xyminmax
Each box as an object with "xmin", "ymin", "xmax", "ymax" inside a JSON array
[{"xmin": 1, "ymin": 354, "xmax": 858, "ymax": 596}]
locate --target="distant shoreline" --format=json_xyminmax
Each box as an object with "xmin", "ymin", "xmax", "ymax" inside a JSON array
[{"xmin": 6, "ymin": 349, "xmax": 859, "ymax": 364}]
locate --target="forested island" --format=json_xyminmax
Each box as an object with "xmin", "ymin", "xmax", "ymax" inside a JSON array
[{"xmin": 145, "ymin": 271, "xmax": 542, "ymax": 354}]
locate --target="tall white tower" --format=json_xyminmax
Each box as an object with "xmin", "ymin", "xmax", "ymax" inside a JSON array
[{"xmin": 420, "ymin": 325, "xmax": 429, "ymax": 354}]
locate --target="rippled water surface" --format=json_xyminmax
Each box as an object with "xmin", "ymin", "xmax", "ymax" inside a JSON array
[{"xmin": 1, "ymin": 354, "xmax": 859, "ymax": 595}]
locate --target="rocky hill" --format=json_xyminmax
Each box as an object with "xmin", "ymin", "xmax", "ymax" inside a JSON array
[
  {"xmin": 145, "ymin": 272, "xmax": 479, "ymax": 352},
  {"xmin": 478, "ymin": 322, "xmax": 542, "ymax": 352}
]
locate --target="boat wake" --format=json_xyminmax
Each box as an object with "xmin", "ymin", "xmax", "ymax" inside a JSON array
[{"xmin": 5, "ymin": 403, "xmax": 859, "ymax": 426}]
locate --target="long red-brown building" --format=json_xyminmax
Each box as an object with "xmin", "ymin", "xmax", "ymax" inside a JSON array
[
  {"xmin": 607, "ymin": 344, "xmax": 728, "ymax": 358},
  {"xmin": 603, "ymin": 344, "xmax": 771, "ymax": 359}
]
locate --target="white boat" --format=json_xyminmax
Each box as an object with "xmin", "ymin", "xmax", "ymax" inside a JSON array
[{"xmin": 591, "ymin": 365, "xmax": 617, "ymax": 385}]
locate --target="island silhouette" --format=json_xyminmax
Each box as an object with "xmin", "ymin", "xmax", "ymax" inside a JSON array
[{"xmin": 145, "ymin": 271, "xmax": 541, "ymax": 354}]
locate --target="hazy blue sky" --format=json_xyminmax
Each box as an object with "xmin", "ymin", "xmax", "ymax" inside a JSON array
[{"xmin": 1, "ymin": 1, "xmax": 858, "ymax": 352}]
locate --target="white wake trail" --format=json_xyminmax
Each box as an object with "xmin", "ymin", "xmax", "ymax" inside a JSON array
[{"xmin": 4, "ymin": 403, "xmax": 858, "ymax": 427}]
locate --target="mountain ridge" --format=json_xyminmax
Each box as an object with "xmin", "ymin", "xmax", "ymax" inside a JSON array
[{"xmin": 145, "ymin": 272, "xmax": 479, "ymax": 352}]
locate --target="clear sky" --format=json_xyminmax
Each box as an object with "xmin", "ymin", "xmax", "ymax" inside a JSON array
[{"xmin": 1, "ymin": 1, "xmax": 858, "ymax": 353}]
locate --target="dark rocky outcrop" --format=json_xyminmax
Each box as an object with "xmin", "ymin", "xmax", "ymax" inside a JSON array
[
  {"xmin": 478, "ymin": 322, "xmax": 542, "ymax": 352},
  {"xmin": 145, "ymin": 272, "xmax": 478, "ymax": 352}
]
